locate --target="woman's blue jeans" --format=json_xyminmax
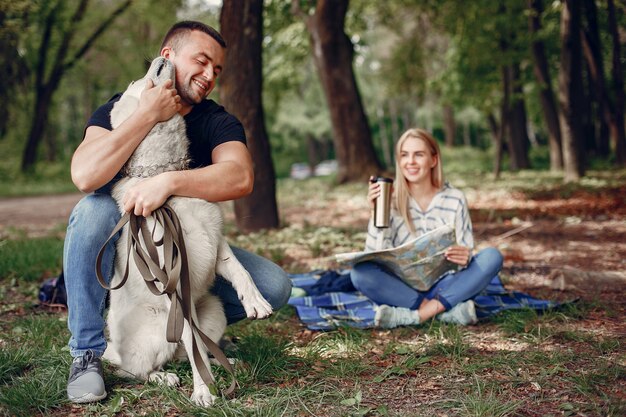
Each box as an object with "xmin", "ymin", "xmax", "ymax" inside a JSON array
[
  {"xmin": 64, "ymin": 193, "xmax": 292, "ymax": 358},
  {"xmin": 350, "ymin": 247, "xmax": 503, "ymax": 311}
]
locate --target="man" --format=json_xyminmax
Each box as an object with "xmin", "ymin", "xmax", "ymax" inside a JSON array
[{"xmin": 65, "ymin": 21, "xmax": 291, "ymax": 403}]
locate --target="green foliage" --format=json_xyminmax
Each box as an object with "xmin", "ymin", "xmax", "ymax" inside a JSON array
[{"xmin": 0, "ymin": 237, "xmax": 63, "ymax": 283}]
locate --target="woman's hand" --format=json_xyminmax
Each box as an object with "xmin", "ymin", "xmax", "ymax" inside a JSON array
[
  {"xmin": 367, "ymin": 176, "xmax": 381, "ymax": 211},
  {"xmin": 444, "ymin": 245, "xmax": 471, "ymax": 267}
]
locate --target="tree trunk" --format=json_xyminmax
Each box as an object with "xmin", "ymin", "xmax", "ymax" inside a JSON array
[
  {"xmin": 488, "ymin": 112, "xmax": 504, "ymax": 179},
  {"xmin": 443, "ymin": 104, "xmax": 455, "ymax": 147},
  {"xmin": 293, "ymin": 0, "xmax": 382, "ymax": 183},
  {"xmin": 607, "ymin": 0, "xmax": 626, "ymax": 165},
  {"xmin": 509, "ymin": 64, "xmax": 531, "ymax": 170},
  {"xmin": 581, "ymin": 62, "xmax": 596, "ymax": 152},
  {"xmin": 462, "ymin": 122, "xmax": 469, "ymax": 147},
  {"xmin": 528, "ymin": 0, "xmax": 563, "ymax": 170},
  {"xmin": 306, "ymin": 134, "xmax": 320, "ymax": 173},
  {"xmin": 498, "ymin": 66, "xmax": 512, "ymax": 177},
  {"xmin": 581, "ymin": 0, "xmax": 610, "ymax": 156},
  {"xmin": 558, "ymin": 0, "xmax": 586, "ymax": 181},
  {"xmin": 220, "ymin": 0, "xmax": 279, "ymax": 232}
]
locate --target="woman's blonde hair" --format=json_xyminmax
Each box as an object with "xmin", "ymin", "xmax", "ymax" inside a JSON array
[{"xmin": 393, "ymin": 128, "xmax": 444, "ymax": 235}]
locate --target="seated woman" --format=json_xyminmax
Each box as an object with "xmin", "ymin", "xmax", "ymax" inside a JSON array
[{"xmin": 351, "ymin": 128, "xmax": 503, "ymax": 329}]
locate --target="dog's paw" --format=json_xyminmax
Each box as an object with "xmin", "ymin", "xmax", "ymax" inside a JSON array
[
  {"xmin": 240, "ymin": 290, "xmax": 273, "ymax": 320},
  {"xmin": 148, "ymin": 371, "xmax": 180, "ymax": 387},
  {"xmin": 190, "ymin": 385, "xmax": 217, "ymax": 407}
]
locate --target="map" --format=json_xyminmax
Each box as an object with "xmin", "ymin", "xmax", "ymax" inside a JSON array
[{"xmin": 335, "ymin": 224, "xmax": 459, "ymax": 291}]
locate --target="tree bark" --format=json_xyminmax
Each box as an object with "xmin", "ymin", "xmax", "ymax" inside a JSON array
[
  {"xmin": 21, "ymin": 0, "xmax": 132, "ymax": 171},
  {"xmin": 607, "ymin": 0, "xmax": 626, "ymax": 165},
  {"xmin": 306, "ymin": 134, "xmax": 320, "ymax": 173},
  {"xmin": 488, "ymin": 112, "xmax": 504, "ymax": 179},
  {"xmin": 463, "ymin": 122, "xmax": 471, "ymax": 147},
  {"xmin": 292, "ymin": 0, "xmax": 382, "ymax": 183},
  {"xmin": 528, "ymin": 0, "xmax": 563, "ymax": 170},
  {"xmin": 220, "ymin": 0, "xmax": 279, "ymax": 232},
  {"xmin": 581, "ymin": 0, "xmax": 610, "ymax": 156},
  {"xmin": 558, "ymin": 0, "xmax": 586, "ymax": 181},
  {"xmin": 506, "ymin": 64, "xmax": 531, "ymax": 170},
  {"xmin": 443, "ymin": 104, "xmax": 455, "ymax": 147},
  {"xmin": 497, "ymin": 66, "xmax": 512, "ymax": 178}
]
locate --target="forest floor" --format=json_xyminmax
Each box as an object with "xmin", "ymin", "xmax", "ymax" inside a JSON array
[{"xmin": 0, "ymin": 174, "xmax": 625, "ymax": 416}]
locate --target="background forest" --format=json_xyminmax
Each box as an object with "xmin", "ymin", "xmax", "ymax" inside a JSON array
[{"xmin": 1, "ymin": 0, "xmax": 625, "ymax": 230}]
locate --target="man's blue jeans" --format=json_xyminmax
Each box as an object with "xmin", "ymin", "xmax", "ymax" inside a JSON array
[
  {"xmin": 350, "ymin": 247, "xmax": 503, "ymax": 311},
  {"xmin": 64, "ymin": 193, "xmax": 292, "ymax": 358}
]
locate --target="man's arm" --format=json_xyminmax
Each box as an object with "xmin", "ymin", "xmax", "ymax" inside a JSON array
[
  {"xmin": 71, "ymin": 80, "xmax": 181, "ymax": 193},
  {"xmin": 121, "ymin": 141, "xmax": 254, "ymax": 217}
]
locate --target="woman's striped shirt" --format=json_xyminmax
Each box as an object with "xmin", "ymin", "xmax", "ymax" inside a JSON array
[{"xmin": 365, "ymin": 183, "xmax": 474, "ymax": 252}]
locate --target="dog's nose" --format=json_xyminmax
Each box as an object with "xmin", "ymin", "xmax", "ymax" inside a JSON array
[{"xmin": 156, "ymin": 61, "xmax": 166, "ymax": 78}]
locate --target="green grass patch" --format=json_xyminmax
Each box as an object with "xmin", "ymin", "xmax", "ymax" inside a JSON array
[{"xmin": 0, "ymin": 237, "xmax": 63, "ymax": 282}]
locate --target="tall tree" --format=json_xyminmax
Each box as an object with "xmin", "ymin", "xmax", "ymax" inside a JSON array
[
  {"xmin": 528, "ymin": 0, "xmax": 563, "ymax": 170},
  {"xmin": 581, "ymin": 0, "xmax": 610, "ymax": 156},
  {"xmin": 506, "ymin": 63, "xmax": 531, "ymax": 170},
  {"xmin": 0, "ymin": 1, "xmax": 31, "ymax": 138},
  {"xmin": 606, "ymin": 0, "xmax": 626, "ymax": 165},
  {"xmin": 558, "ymin": 0, "xmax": 585, "ymax": 181},
  {"xmin": 20, "ymin": 0, "xmax": 132, "ymax": 171},
  {"xmin": 442, "ymin": 104, "xmax": 456, "ymax": 147},
  {"xmin": 292, "ymin": 0, "xmax": 382, "ymax": 183},
  {"xmin": 220, "ymin": 0, "xmax": 279, "ymax": 232}
]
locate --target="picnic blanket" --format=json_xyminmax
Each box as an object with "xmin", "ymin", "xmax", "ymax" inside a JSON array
[{"xmin": 288, "ymin": 270, "xmax": 561, "ymax": 330}]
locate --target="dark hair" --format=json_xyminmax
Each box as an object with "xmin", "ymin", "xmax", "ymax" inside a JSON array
[{"xmin": 160, "ymin": 21, "xmax": 226, "ymax": 51}]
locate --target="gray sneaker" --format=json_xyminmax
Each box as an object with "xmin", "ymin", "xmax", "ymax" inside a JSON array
[
  {"xmin": 438, "ymin": 300, "xmax": 478, "ymax": 325},
  {"xmin": 67, "ymin": 350, "xmax": 107, "ymax": 403}
]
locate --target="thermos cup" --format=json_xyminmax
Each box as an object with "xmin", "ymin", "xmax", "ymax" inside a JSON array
[{"xmin": 372, "ymin": 176, "xmax": 393, "ymax": 228}]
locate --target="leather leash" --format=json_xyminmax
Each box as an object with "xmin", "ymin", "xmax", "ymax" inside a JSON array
[{"xmin": 95, "ymin": 203, "xmax": 236, "ymax": 396}]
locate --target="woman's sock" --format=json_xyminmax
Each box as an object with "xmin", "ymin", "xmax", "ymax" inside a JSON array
[
  {"xmin": 374, "ymin": 305, "xmax": 421, "ymax": 329},
  {"xmin": 437, "ymin": 300, "xmax": 478, "ymax": 325}
]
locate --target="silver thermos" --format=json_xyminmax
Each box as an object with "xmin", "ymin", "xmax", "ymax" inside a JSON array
[{"xmin": 372, "ymin": 176, "xmax": 393, "ymax": 228}]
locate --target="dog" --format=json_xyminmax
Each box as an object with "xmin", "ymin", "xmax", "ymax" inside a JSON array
[{"xmin": 101, "ymin": 57, "xmax": 273, "ymax": 406}]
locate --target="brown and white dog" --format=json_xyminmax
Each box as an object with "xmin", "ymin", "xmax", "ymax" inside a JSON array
[{"xmin": 102, "ymin": 57, "xmax": 272, "ymax": 406}]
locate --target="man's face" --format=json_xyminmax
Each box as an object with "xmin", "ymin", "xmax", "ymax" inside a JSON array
[{"xmin": 162, "ymin": 30, "xmax": 224, "ymax": 110}]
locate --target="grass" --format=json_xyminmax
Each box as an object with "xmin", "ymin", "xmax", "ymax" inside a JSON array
[
  {"xmin": 1, "ymin": 157, "xmax": 625, "ymax": 416},
  {"xmin": 1, "ymin": 254, "xmax": 624, "ymax": 416}
]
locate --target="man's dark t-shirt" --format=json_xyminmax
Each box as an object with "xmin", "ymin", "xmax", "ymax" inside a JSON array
[{"xmin": 87, "ymin": 94, "xmax": 246, "ymax": 169}]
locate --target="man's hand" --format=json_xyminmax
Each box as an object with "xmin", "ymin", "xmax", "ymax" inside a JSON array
[
  {"xmin": 138, "ymin": 79, "xmax": 181, "ymax": 123},
  {"xmin": 122, "ymin": 174, "xmax": 173, "ymax": 217},
  {"xmin": 444, "ymin": 245, "xmax": 471, "ymax": 267}
]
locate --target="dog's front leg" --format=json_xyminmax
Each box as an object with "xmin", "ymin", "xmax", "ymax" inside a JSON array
[
  {"xmin": 216, "ymin": 240, "xmax": 273, "ymax": 319},
  {"xmin": 181, "ymin": 309, "xmax": 218, "ymax": 407}
]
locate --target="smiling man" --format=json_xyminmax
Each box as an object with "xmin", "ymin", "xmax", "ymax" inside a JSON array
[{"xmin": 64, "ymin": 21, "xmax": 291, "ymax": 403}]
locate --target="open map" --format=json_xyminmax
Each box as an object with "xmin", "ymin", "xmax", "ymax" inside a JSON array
[{"xmin": 335, "ymin": 224, "xmax": 458, "ymax": 291}]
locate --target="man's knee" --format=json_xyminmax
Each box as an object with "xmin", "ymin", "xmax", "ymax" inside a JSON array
[
  {"xmin": 261, "ymin": 266, "xmax": 292, "ymax": 310},
  {"xmin": 68, "ymin": 194, "xmax": 120, "ymax": 238}
]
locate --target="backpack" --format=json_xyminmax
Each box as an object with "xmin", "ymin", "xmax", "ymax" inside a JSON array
[{"xmin": 38, "ymin": 270, "xmax": 67, "ymax": 307}]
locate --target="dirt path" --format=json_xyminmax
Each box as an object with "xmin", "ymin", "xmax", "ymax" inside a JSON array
[{"xmin": 0, "ymin": 193, "xmax": 83, "ymax": 238}]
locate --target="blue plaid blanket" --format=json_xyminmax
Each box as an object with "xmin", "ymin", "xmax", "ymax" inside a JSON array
[{"xmin": 288, "ymin": 270, "xmax": 560, "ymax": 330}]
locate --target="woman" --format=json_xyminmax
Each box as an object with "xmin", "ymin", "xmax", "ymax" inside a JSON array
[{"xmin": 351, "ymin": 128, "xmax": 503, "ymax": 329}]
